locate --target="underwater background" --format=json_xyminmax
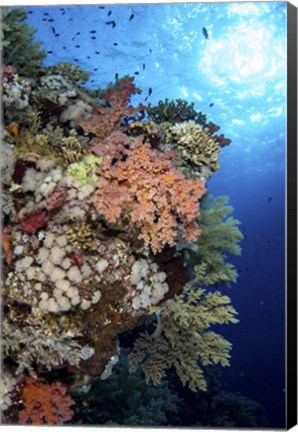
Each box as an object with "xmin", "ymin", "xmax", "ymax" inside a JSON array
[{"xmin": 1, "ymin": 1, "xmax": 287, "ymax": 428}]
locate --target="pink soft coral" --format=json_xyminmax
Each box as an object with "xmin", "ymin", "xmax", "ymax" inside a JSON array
[
  {"xmin": 93, "ymin": 138, "xmax": 206, "ymax": 253},
  {"xmin": 19, "ymin": 377, "xmax": 74, "ymax": 425},
  {"xmin": 76, "ymin": 76, "xmax": 145, "ymax": 141}
]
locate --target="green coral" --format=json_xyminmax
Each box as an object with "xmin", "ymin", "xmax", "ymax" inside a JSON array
[
  {"xmin": 147, "ymin": 98, "xmax": 207, "ymax": 126},
  {"xmin": 67, "ymin": 155, "xmax": 102, "ymax": 185},
  {"xmin": 1, "ymin": 8, "xmax": 46, "ymax": 77},
  {"xmin": 71, "ymin": 350, "xmax": 181, "ymax": 426},
  {"xmin": 190, "ymin": 194, "xmax": 244, "ymax": 288},
  {"xmin": 169, "ymin": 120, "xmax": 221, "ymax": 176},
  {"xmin": 128, "ymin": 286, "xmax": 238, "ymax": 392}
]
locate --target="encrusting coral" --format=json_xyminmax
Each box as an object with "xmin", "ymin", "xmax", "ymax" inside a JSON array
[{"xmin": 1, "ymin": 12, "xmax": 242, "ymax": 425}]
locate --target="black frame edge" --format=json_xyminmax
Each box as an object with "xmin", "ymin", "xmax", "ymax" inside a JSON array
[{"xmin": 287, "ymin": 1, "xmax": 298, "ymax": 430}]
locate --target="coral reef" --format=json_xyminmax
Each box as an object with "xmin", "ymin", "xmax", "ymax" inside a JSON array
[{"xmin": 1, "ymin": 14, "xmax": 241, "ymax": 426}]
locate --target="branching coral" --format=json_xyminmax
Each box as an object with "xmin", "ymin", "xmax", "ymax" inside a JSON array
[
  {"xmin": 129, "ymin": 285, "xmax": 238, "ymax": 392},
  {"xmin": 93, "ymin": 138, "xmax": 206, "ymax": 253},
  {"xmin": 190, "ymin": 194, "xmax": 244, "ymax": 288},
  {"xmin": 169, "ymin": 120, "xmax": 221, "ymax": 177},
  {"xmin": 147, "ymin": 98, "xmax": 207, "ymax": 126},
  {"xmin": 19, "ymin": 377, "xmax": 74, "ymax": 425}
]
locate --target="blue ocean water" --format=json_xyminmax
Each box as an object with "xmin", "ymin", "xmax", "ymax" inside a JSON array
[{"xmin": 24, "ymin": 1, "xmax": 287, "ymax": 427}]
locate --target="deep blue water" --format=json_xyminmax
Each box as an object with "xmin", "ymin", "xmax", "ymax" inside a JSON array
[{"xmin": 25, "ymin": 2, "xmax": 287, "ymax": 427}]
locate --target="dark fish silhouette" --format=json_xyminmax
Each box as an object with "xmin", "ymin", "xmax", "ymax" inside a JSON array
[
  {"xmin": 55, "ymin": 34, "xmax": 60, "ymax": 37},
  {"xmin": 42, "ymin": 18, "xmax": 47, "ymax": 22},
  {"xmin": 47, "ymin": 51, "xmax": 53, "ymax": 54},
  {"xmin": 75, "ymin": 45, "xmax": 80, "ymax": 48},
  {"xmin": 145, "ymin": 87, "xmax": 152, "ymax": 101},
  {"xmin": 129, "ymin": 13, "xmax": 134, "ymax": 21},
  {"xmin": 209, "ymin": 102, "xmax": 214, "ymax": 107},
  {"xmin": 48, "ymin": 19, "xmax": 54, "ymax": 22},
  {"xmin": 76, "ymin": 32, "xmax": 80, "ymax": 36},
  {"xmin": 61, "ymin": 12, "xmax": 66, "ymax": 16},
  {"xmin": 108, "ymin": 10, "xmax": 112, "ymax": 16},
  {"xmin": 62, "ymin": 46, "xmax": 67, "ymax": 50},
  {"xmin": 202, "ymin": 27, "xmax": 209, "ymax": 39},
  {"xmin": 115, "ymin": 73, "xmax": 119, "ymax": 80},
  {"xmin": 267, "ymin": 196, "xmax": 273, "ymax": 202},
  {"xmin": 134, "ymin": 71, "xmax": 139, "ymax": 75},
  {"xmin": 106, "ymin": 21, "xmax": 116, "ymax": 28},
  {"xmin": 68, "ymin": 18, "xmax": 73, "ymax": 22},
  {"xmin": 43, "ymin": 12, "xmax": 49, "ymax": 16},
  {"xmin": 95, "ymin": 51, "xmax": 100, "ymax": 55},
  {"xmin": 94, "ymin": 68, "xmax": 98, "ymax": 71},
  {"xmin": 51, "ymin": 26, "xmax": 56, "ymax": 34},
  {"xmin": 87, "ymin": 56, "xmax": 91, "ymax": 59},
  {"xmin": 90, "ymin": 30, "xmax": 96, "ymax": 33},
  {"xmin": 113, "ymin": 43, "xmax": 118, "ymax": 46},
  {"xmin": 143, "ymin": 64, "xmax": 146, "ymax": 70},
  {"xmin": 28, "ymin": 10, "xmax": 33, "ymax": 14},
  {"xmin": 91, "ymin": 36, "xmax": 96, "ymax": 40},
  {"xmin": 149, "ymin": 48, "xmax": 152, "ymax": 53}
]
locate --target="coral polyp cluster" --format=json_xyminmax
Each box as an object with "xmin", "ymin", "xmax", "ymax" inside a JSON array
[{"xmin": 1, "ymin": 9, "xmax": 243, "ymax": 426}]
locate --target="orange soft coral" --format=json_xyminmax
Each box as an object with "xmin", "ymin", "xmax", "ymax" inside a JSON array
[
  {"xmin": 19, "ymin": 377, "xmax": 74, "ymax": 425},
  {"xmin": 93, "ymin": 138, "xmax": 206, "ymax": 253}
]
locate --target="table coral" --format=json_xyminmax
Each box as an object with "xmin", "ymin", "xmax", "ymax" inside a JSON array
[
  {"xmin": 93, "ymin": 138, "xmax": 206, "ymax": 254},
  {"xmin": 19, "ymin": 377, "xmax": 74, "ymax": 425}
]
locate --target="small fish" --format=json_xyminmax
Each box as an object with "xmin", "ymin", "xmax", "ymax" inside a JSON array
[
  {"xmin": 143, "ymin": 63, "xmax": 146, "ymax": 70},
  {"xmin": 145, "ymin": 87, "xmax": 152, "ymax": 101},
  {"xmin": 93, "ymin": 68, "xmax": 98, "ymax": 71},
  {"xmin": 90, "ymin": 30, "xmax": 96, "ymax": 33},
  {"xmin": 129, "ymin": 13, "xmax": 134, "ymax": 21},
  {"xmin": 149, "ymin": 48, "xmax": 152, "ymax": 53},
  {"xmin": 202, "ymin": 27, "xmax": 209, "ymax": 39},
  {"xmin": 115, "ymin": 73, "xmax": 119, "ymax": 80},
  {"xmin": 62, "ymin": 46, "xmax": 67, "ymax": 49},
  {"xmin": 91, "ymin": 79, "xmax": 95, "ymax": 83},
  {"xmin": 61, "ymin": 11, "xmax": 66, "ymax": 15},
  {"xmin": 209, "ymin": 102, "xmax": 214, "ymax": 107},
  {"xmin": 47, "ymin": 50, "xmax": 53, "ymax": 54},
  {"xmin": 54, "ymin": 34, "xmax": 60, "ymax": 37},
  {"xmin": 59, "ymin": 8, "xmax": 64, "ymax": 11},
  {"xmin": 95, "ymin": 51, "xmax": 100, "ymax": 55},
  {"xmin": 108, "ymin": 10, "xmax": 112, "ymax": 16},
  {"xmin": 28, "ymin": 10, "xmax": 33, "ymax": 14},
  {"xmin": 43, "ymin": 12, "xmax": 49, "ymax": 16},
  {"xmin": 75, "ymin": 45, "xmax": 80, "ymax": 48},
  {"xmin": 87, "ymin": 56, "xmax": 91, "ymax": 59},
  {"xmin": 134, "ymin": 71, "xmax": 139, "ymax": 75},
  {"xmin": 267, "ymin": 196, "xmax": 273, "ymax": 202},
  {"xmin": 113, "ymin": 42, "xmax": 118, "ymax": 46},
  {"xmin": 42, "ymin": 18, "xmax": 47, "ymax": 21},
  {"xmin": 51, "ymin": 26, "xmax": 56, "ymax": 34},
  {"xmin": 91, "ymin": 36, "xmax": 96, "ymax": 40},
  {"xmin": 106, "ymin": 20, "xmax": 116, "ymax": 28},
  {"xmin": 99, "ymin": 6, "xmax": 105, "ymax": 8},
  {"xmin": 68, "ymin": 18, "xmax": 73, "ymax": 21},
  {"xmin": 48, "ymin": 18, "xmax": 54, "ymax": 22},
  {"xmin": 76, "ymin": 32, "xmax": 80, "ymax": 36},
  {"xmin": 74, "ymin": 58, "xmax": 79, "ymax": 62}
]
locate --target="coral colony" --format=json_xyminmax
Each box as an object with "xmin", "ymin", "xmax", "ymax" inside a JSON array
[{"xmin": 1, "ymin": 9, "xmax": 243, "ymax": 425}]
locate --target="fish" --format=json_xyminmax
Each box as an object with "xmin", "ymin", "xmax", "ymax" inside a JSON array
[
  {"xmin": 48, "ymin": 18, "xmax": 54, "ymax": 22},
  {"xmin": 134, "ymin": 71, "xmax": 139, "ymax": 75},
  {"xmin": 143, "ymin": 64, "xmax": 146, "ymax": 70},
  {"xmin": 106, "ymin": 20, "xmax": 116, "ymax": 28},
  {"xmin": 75, "ymin": 45, "xmax": 81, "ymax": 48},
  {"xmin": 129, "ymin": 13, "xmax": 134, "ymax": 21},
  {"xmin": 209, "ymin": 102, "xmax": 214, "ymax": 107},
  {"xmin": 108, "ymin": 10, "xmax": 112, "ymax": 16},
  {"xmin": 28, "ymin": 10, "xmax": 33, "ymax": 14},
  {"xmin": 267, "ymin": 196, "xmax": 273, "ymax": 202},
  {"xmin": 95, "ymin": 51, "xmax": 100, "ymax": 55},
  {"xmin": 145, "ymin": 87, "xmax": 152, "ymax": 101},
  {"xmin": 55, "ymin": 34, "xmax": 60, "ymax": 37},
  {"xmin": 47, "ymin": 50, "xmax": 53, "ymax": 54},
  {"xmin": 202, "ymin": 27, "xmax": 209, "ymax": 39},
  {"xmin": 51, "ymin": 26, "xmax": 56, "ymax": 34},
  {"xmin": 90, "ymin": 30, "xmax": 96, "ymax": 33},
  {"xmin": 87, "ymin": 56, "xmax": 91, "ymax": 59},
  {"xmin": 93, "ymin": 68, "xmax": 98, "ymax": 71},
  {"xmin": 91, "ymin": 36, "xmax": 96, "ymax": 40},
  {"xmin": 113, "ymin": 43, "xmax": 118, "ymax": 46},
  {"xmin": 115, "ymin": 73, "xmax": 119, "ymax": 80}
]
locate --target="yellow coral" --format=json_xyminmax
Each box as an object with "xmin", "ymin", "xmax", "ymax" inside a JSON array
[{"xmin": 129, "ymin": 286, "xmax": 238, "ymax": 392}]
